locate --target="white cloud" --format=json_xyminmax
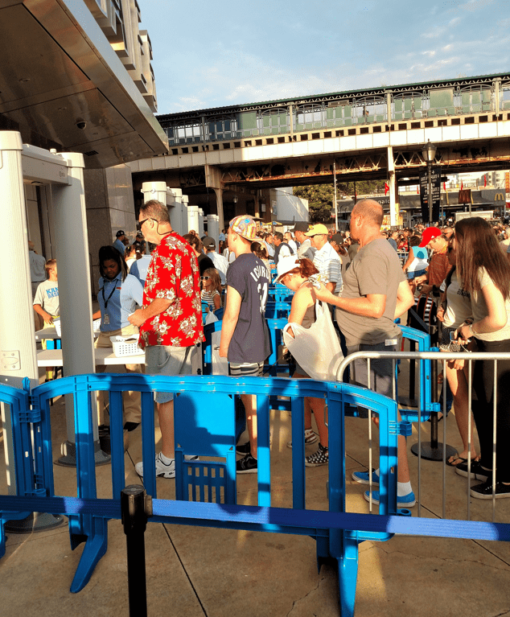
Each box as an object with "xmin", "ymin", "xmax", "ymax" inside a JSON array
[{"xmin": 422, "ymin": 50, "xmax": 437, "ymax": 57}]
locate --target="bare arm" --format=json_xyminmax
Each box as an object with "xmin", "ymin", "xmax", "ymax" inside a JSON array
[
  {"xmin": 403, "ymin": 250, "xmax": 414, "ymax": 272},
  {"xmin": 33, "ymin": 304, "xmax": 53, "ymax": 324},
  {"xmin": 458, "ymin": 281, "xmax": 508, "ymax": 341},
  {"xmin": 313, "ymin": 284, "xmax": 386, "ymax": 319},
  {"xmin": 219, "ymin": 286, "xmax": 242, "ymax": 357},
  {"xmin": 128, "ymin": 298, "xmax": 171, "ymax": 327},
  {"xmin": 287, "ymin": 285, "xmax": 315, "ymax": 338},
  {"xmin": 326, "ymin": 282, "xmax": 336, "ymax": 293},
  {"xmin": 394, "ymin": 280, "xmax": 415, "ymax": 319},
  {"xmin": 213, "ymin": 293, "xmax": 222, "ymax": 310}
]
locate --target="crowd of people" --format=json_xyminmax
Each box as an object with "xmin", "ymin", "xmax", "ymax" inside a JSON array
[{"xmin": 30, "ymin": 200, "xmax": 510, "ymax": 502}]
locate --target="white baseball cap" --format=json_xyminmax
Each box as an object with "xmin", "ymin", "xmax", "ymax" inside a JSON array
[{"xmin": 275, "ymin": 254, "xmax": 301, "ymax": 283}]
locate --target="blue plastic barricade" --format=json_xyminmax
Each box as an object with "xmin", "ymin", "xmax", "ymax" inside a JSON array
[{"xmin": 0, "ymin": 373, "xmax": 402, "ymax": 616}]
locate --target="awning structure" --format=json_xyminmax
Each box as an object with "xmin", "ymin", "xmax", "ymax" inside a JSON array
[{"xmin": 0, "ymin": 0, "xmax": 168, "ymax": 168}]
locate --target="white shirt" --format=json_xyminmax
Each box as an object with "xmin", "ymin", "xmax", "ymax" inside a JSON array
[
  {"xmin": 287, "ymin": 239, "xmax": 298, "ymax": 254},
  {"xmin": 29, "ymin": 250, "xmax": 46, "ymax": 282},
  {"xmin": 208, "ymin": 250, "xmax": 229, "ymax": 285},
  {"xmin": 313, "ymin": 241, "xmax": 342, "ymax": 294}
]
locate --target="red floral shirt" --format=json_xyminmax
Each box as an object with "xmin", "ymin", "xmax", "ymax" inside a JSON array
[{"xmin": 139, "ymin": 232, "xmax": 204, "ymax": 349}]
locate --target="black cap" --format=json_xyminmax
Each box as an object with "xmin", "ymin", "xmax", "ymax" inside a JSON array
[
  {"xmin": 293, "ymin": 221, "xmax": 309, "ymax": 233},
  {"xmin": 116, "ymin": 230, "xmax": 125, "ymax": 237},
  {"xmin": 331, "ymin": 233, "xmax": 343, "ymax": 245},
  {"xmin": 202, "ymin": 236, "xmax": 216, "ymax": 249}
]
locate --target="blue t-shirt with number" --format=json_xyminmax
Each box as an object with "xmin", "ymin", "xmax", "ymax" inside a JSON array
[{"xmin": 226, "ymin": 253, "xmax": 271, "ymax": 364}]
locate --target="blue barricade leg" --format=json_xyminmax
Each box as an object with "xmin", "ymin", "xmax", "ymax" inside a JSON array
[
  {"xmin": 70, "ymin": 517, "xmax": 109, "ymax": 593},
  {"xmin": 339, "ymin": 535, "xmax": 359, "ymax": 617},
  {"xmin": 0, "ymin": 519, "xmax": 5, "ymax": 559}
]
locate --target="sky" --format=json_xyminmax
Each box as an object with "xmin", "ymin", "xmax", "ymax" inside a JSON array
[{"xmin": 141, "ymin": 0, "xmax": 510, "ymax": 115}]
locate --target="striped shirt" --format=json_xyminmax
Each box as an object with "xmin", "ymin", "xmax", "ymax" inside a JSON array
[
  {"xmin": 201, "ymin": 288, "xmax": 220, "ymax": 309},
  {"xmin": 313, "ymin": 241, "xmax": 342, "ymax": 294}
]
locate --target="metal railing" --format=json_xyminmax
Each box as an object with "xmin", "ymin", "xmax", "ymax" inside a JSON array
[{"xmin": 337, "ymin": 350, "xmax": 510, "ymax": 522}]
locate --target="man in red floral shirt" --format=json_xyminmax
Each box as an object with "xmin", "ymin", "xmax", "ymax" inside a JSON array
[{"xmin": 129, "ymin": 199, "xmax": 203, "ymax": 479}]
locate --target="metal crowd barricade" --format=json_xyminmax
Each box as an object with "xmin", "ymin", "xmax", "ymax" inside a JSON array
[
  {"xmin": 0, "ymin": 373, "xmax": 402, "ymax": 617},
  {"xmin": 338, "ymin": 349, "xmax": 510, "ymax": 522}
]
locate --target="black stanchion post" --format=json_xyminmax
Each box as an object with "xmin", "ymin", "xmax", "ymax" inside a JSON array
[{"xmin": 121, "ymin": 485, "xmax": 152, "ymax": 617}]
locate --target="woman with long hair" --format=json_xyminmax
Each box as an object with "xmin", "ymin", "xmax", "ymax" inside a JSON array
[
  {"xmin": 436, "ymin": 234, "xmax": 477, "ymax": 466},
  {"xmin": 454, "ymin": 217, "xmax": 510, "ymax": 498},
  {"xmin": 277, "ymin": 255, "xmax": 329, "ymax": 466}
]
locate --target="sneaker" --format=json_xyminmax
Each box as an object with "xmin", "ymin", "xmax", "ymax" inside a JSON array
[
  {"xmin": 135, "ymin": 453, "xmax": 199, "ymax": 479},
  {"xmin": 352, "ymin": 469, "xmax": 380, "ymax": 486},
  {"xmin": 455, "ymin": 459, "xmax": 491, "ymax": 481},
  {"xmin": 470, "ymin": 480, "xmax": 510, "ymax": 499},
  {"xmin": 236, "ymin": 441, "xmax": 251, "ymax": 456},
  {"xmin": 287, "ymin": 428, "xmax": 319, "ymax": 449},
  {"xmin": 135, "ymin": 452, "xmax": 175, "ymax": 479},
  {"xmin": 236, "ymin": 453, "xmax": 258, "ymax": 474},
  {"xmin": 364, "ymin": 489, "xmax": 416, "ymax": 508},
  {"xmin": 305, "ymin": 443, "xmax": 329, "ymax": 467},
  {"xmin": 123, "ymin": 422, "xmax": 140, "ymax": 432}
]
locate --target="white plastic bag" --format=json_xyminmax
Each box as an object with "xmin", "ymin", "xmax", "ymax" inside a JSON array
[
  {"xmin": 205, "ymin": 311, "xmax": 218, "ymax": 325},
  {"xmin": 283, "ymin": 301, "xmax": 343, "ymax": 382},
  {"xmin": 211, "ymin": 331, "xmax": 229, "ymax": 376}
]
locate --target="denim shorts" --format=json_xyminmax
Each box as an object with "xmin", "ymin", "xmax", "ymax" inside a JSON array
[
  {"xmin": 145, "ymin": 345, "xmax": 197, "ymax": 403},
  {"xmin": 407, "ymin": 269, "xmax": 427, "ymax": 281}
]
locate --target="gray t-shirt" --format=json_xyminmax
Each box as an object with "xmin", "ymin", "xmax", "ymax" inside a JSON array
[
  {"xmin": 33, "ymin": 280, "xmax": 59, "ymax": 316},
  {"xmin": 336, "ymin": 238, "xmax": 405, "ymax": 347},
  {"xmin": 227, "ymin": 253, "xmax": 271, "ymax": 364}
]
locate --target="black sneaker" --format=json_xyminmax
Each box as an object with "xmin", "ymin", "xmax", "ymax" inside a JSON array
[
  {"xmin": 236, "ymin": 442, "xmax": 251, "ymax": 456},
  {"xmin": 455, "ymin": 459, "xmax": 491, "ymax": 481},
  {"xmin": 470, "ymin": 480, "xmax": 510, "ymax": 499},
  {"xmin": 124, "ymin": 422, "xmax": 140, "ymax": 432},
  {"xmin": 236, "ymin": 453, "xmax": 258, "ymax": 474},
  {"xmin": 305, "ymin": 443, "xmax": 329, "ymax": 467}
]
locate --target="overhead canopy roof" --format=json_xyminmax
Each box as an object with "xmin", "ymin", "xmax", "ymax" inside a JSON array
[{"xmin": 0, "ymin": 0, "xmax": 168, "ymax": 168}]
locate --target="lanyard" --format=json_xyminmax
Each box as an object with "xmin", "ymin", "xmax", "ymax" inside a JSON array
[{"xmin": 102, "ymin": 278, "xmax": 119, "ymax": 310}]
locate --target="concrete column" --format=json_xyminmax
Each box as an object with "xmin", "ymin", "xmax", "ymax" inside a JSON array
[
  {"xmin": 213, "ymin": 187, "xmax": 225, "ymax": 230},
  {"xmin": 0, "ymin": 132, "xmax": 37, "ymax": 494},
  {"xmin": 387, "ymin": 146, "xmax": 397, "ymax": 227},
  {"xmin": 495, "ymin": 79, "xmax": 501, "ymax": 113},
  {"xmin": 198, "ymin": 208, "xmax": 205, "ymax": 237},
  {"xmin": 206, "ymin": 214, "xmax": 219, "ymax": 244},
  {"xmin": 141, "ymin": 180, "xmax": 167, "ymax": 204},
  {"xmin": 386, "ymin": 92, "xmax": 392, "ymax": 122},
  {"xmin": 187, "ymin": 205, "xmax": 200, "ymax": 234},
  {"xmin": 289, "ymin": 104, "xmax": 294, "ymax": 134},
  {"xmin": 52, "ymin": 154, "xmax": 107, "ymax": 463}
]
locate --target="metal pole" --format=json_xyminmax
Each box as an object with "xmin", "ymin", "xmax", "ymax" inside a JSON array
[
  {"xmin": 428, "ymin": 160, "xmax": 433, "ymax": 225},
  {"xmin": 333, "ymin": 161, "xmax": 338, "ymax": 230},
  {"xmin": 121, "ymin": 485, "xmax": 152, "ymax": 617}
]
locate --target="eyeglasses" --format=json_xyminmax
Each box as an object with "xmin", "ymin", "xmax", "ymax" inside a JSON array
[
  {"xmin": 201, "ymin": 276, "xmax": 210, "ymax": 281},
  {"xmin": 137, "ymin": 218, "xmax": 154, "ymax": 231}
]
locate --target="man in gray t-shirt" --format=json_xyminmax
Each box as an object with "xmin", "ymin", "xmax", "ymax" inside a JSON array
[{"xmin": 314, "ymin": 200, "xmax": 416, "ymax": 509}]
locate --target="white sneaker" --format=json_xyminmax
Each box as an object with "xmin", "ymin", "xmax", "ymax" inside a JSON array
[{"xmin": 135, "ymin": 453, "xmax": 199, "ymax": 479}]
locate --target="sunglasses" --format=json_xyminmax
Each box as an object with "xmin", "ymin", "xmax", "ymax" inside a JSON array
[
  {"xmin": 201, "ymin": 276, "xmax": 210, "ymax": 281},
  {"xmin": 137, "ymin": 218, "xmax": 155, "ymax": 231}
]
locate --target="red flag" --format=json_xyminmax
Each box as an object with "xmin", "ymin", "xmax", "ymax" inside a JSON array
[
  {"xmin": 461, "ymin": 181, "xmax": 464, "ymax": 190},
  {"xmin": 417, "ymin": 185, "xmax": 419, "ymax": 194},
  {"xmin": 384, "ymin": 182, "xmax": 389, "ymax": 195},
  {"xmin": 443, "ymin": 182, "xmax": 446, "ymax": 191},
  {"xmin": 484, "ymin": 175, "xmax": 487, "ymax": 188}
]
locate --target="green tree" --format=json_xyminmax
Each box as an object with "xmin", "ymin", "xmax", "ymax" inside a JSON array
[{"xmin": 294, "ymin": 180, "xmax": 386, "ymax": 223}]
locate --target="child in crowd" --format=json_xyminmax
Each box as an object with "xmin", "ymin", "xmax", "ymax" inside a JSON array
[{"xmin": 201, "ymin": 268, "xmax": 222, "ymax": 312}]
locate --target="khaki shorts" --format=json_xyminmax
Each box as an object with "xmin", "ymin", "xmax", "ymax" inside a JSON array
[{"xmin": 145, "ymin": 345, "xmax": 197, "ymax": 403}]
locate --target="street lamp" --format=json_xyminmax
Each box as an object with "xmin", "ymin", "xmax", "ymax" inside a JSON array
[{"xmin": 421, "ymin": 139, "xmax": 437, "ymax": 225}]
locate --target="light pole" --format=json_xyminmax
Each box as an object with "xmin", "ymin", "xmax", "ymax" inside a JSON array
[
  {"xmin": 333, "ymin": 160, "xmax": 338, "ymax": 230},
  {"xmin": 422, "ymin": 139, "xmax": 437, "ymax": 226}
]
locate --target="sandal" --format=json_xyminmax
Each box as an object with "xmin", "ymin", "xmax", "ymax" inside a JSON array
[{"xmin": 446, "ymin": 455, "xmax": 466, "ymax": 467}]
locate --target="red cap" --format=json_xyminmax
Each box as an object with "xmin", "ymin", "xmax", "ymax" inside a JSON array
[{"xmin": 419, "ymin": 226, "xmax": 441, "ymax": 247}]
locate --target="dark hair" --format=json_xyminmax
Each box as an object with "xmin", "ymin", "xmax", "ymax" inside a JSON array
[
  {"xmin": 409, "ymin": 235, "xmax": 421, "ymax": 248},
  {"xmin": 139, "ymin": 199, "xmax": 170, "ymax": 223},
  {"xmin": 274, "ymin": 232, "xmax": 284, "ymax": 242},
  {"xmin": 455, "ymin": 217, "xmax": 510, "ymax": 300},
  {"xmin": 285, "ymin": 258, "xmax": 319, "ymax": 280},
  {"xmin": 99, "ymin": 245, "xmax": 128, "ymax": 281},
  {"xmin": 183, "ymin": 233, "xmax": 201, "ymax": 252},
  {"xmin": 251, "ymin": 241, "xmax": 268, "ymax": 260}
]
